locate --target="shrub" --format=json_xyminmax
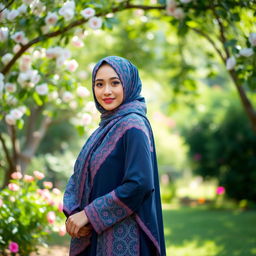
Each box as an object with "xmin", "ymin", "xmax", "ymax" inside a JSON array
[
  {"xmin": 183, "ymin": 104, "xmax": 256, "ymax": 203},
  {"xmin": 0, "ymin": 171, "xmax": 66, "ymax": 256}
]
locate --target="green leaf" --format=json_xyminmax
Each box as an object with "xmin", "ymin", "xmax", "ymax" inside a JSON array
[{"xmin": 33, "ymin": 93, "xmax": 43, "ymax": 106}]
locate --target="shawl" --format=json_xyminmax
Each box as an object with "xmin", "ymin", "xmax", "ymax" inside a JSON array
[{"xmin": 63, "ymin": 56, "xmax": 166, "ymax": 255}]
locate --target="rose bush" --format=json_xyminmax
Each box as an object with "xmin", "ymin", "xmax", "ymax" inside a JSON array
[{"xmin": 0, "ymin": 171, "xmax": 66, "ymax": 256}]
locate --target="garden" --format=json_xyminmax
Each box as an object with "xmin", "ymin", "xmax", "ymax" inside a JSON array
[{"xmin": 0, "ymin": 0, "xmax": 256, "ymax": 255}]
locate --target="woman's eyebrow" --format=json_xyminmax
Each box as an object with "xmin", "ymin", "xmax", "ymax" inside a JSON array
[{"xmin": 95, "ymin": 77, "xmax": 120, "ymax": 81}]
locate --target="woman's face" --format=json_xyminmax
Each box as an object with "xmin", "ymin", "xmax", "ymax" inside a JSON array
[{"xmin": 94, "ymin": 64, "xmax": 124, "ymax": 111}]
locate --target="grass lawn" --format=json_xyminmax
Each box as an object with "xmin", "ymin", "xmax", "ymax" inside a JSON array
[
  {"xmin": 44, "ymin": 206, "xmax": 256, "ymax": 256},
  {"xmin": 163, "ymin": 205, "xmax": 256, "ymax": 256}
]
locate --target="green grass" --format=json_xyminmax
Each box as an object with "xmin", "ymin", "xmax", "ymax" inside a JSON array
[
  {"xmin": 163, "ymin": 206, "xmax": 256, "ymax": 256},
  {"xmin": 46, "ymin": 206, "xmax": 256, "ymax": 256}
]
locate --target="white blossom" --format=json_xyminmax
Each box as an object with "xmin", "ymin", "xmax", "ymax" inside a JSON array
[
  {"xmin": 249, "ymin": 33, "xmax": 256, "ymax": 46},
  {"xmin": 5, "ymin": 83, "xmax": 17, "ymax": 93},
  {"xmin": 71, "ymin": 36, "xmax": 84, "ymax": 48},
  {"xmin": 18, "ymin": 4, "xmax": 28, "ymax": 14},
  {"xmin": 11, "ymin": 31, "xmax": 28, "ymax": 45},
  {"xmin": 7, "ymin": 10, "xmax": 19, "ymax": 21},
  {"xmin": 0, "ymin": 73, "xmax": 4, "ymax": 80},
  {"xmin": 19, "ymin": 55, "xmax": 32, "ymax": 72},
  {"xmin": 172, "ymin": 8, "xmax": 185, "ymax": 19},
  {"xmin": 62, "ymin": 91, "xmax": 73, "ymax": 102},
  {"xmin": 65, "ymin": 59, "xmax": 78, "ymax": 72},
  {"xmin": 5, "ymin": 114, "xmax": 16, "ymax": 125},
  {"xmin": 36, "ymin": 83, "xmax": 48, "ymax": 95},
  {"xmin": 2, "ymin": 53, "xmax": 13, "ymax": 65},
  {"xmin": 45, "ymin": 47, "xmax": 70, "ymax": 60},
  {"xmin": 58, "ymin": 1, "xmax": 75, "ymax": 21},
  {"xmin": 166, "ymin": 0, "xmax": 177, "ymax": 16},
  {"xmin": 45, "ymin": 12, "xmax": 58, "ymax": 26},
  {"xmin": 85, "ymin": 101, "xmax": 97, "ymax": 114},
  {"xmin": 88, "ymin": 17, "xmax": 103, "ymax": 30},
  {"xmin": 81, "ymin": 113, "xmax": 92, "ymax": 125},
  {"xmin": 10, "ymin": 108, "xmax": 23, "ymax": 120},
  {"xmin": 13, "ymin": 44, "xmax": 22, "ymax": 53},
  {"xmin": 31, "ymin": 0, "xmax": 46, "ymax": 16},
  {"xmin": 69, "ymin": 101, "xmax": 77, "ymax": 109},
  {"xmin": 56, "ymin": 56, "xmax": 66, "ymax": 67},
  {"xmin": 0, "ymin": 27, "xmax": 9, "ymax": 42},
  {"xmin": 80, "ymin": 8, "xmax": 95, "ymax": 19},
  {"xmin": 226, "ymin": 56, "xmax": 236, "ymax": 70},
  {"xmin": 17, "ymin": 69, "xmax": 40, "ymax": 88},
  {"xmin": 6, "ymin": 95, "xmax": 18, "ymax": 105},
  {"xmin": 76, "ymin": 86, "xmax": 90, "ymax": 97},
  {"xmin": 239, "ymin": 48, "xmax": 254, "ymax": 57}
]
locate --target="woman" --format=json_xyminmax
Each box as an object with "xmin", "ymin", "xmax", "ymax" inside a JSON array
[{"xmin": 63, "ymin": 56, "xmax": 166, "ymax": 256}]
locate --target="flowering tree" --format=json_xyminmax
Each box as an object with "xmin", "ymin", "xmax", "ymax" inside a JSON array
[{"xmin": 0, "ymin": 0, "xmax": 255, "ymax": 186}]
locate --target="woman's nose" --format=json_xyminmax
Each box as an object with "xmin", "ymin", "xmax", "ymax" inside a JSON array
[{"xmin": 103, "ymin": 84, "xmax": 112, "ymax": 95}]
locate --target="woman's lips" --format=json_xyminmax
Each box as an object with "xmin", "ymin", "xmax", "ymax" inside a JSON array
[{"xmin": 103, "ymin": 98, "xmax": 115, "ymax": 104}]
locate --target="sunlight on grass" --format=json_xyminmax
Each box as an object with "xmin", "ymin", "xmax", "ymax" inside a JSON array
[{"xmin": 167, "ymin": 239, "xmax": 223, "ymax": 256}]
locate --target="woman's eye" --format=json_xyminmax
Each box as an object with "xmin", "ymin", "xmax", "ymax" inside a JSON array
[
  {"xmin": 112, "ymin": 81, "xmax": 120, "ymax": 86},
  {"xmin": 95, "ymin": 83, "xmax": 103, "ymax": 87}
]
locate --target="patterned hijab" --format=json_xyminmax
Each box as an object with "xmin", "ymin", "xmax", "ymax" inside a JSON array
[{"xmin": 63, "ymin": 56, "xmax": 148, "ymax": 217}]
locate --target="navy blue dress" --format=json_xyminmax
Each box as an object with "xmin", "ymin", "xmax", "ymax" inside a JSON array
[{"xmin": 77, "ymin": 115, "xmax": 165, "ymax": 255}]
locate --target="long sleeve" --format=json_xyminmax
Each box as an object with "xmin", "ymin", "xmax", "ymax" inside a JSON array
[{"xmin": 84, "ymin": 127, "xmax": 155, "ymax": 234}]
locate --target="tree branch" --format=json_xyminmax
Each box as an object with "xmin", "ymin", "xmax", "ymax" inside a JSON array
[
  {"xmin": 190, "ymin": 27, "xmax": 225, "ymax": 63},
  {"xmin": 0, "ymin": 0, "xmax": 15, "ymax": 14},
  {"xmin": 0, "ymin": 132, "xmax": 13, "ymax": 170},
  {"xmin": 1, "ymin": 3, "xmax": 165, "ymax": 74}
]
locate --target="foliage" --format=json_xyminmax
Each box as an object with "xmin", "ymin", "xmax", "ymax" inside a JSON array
[
  {"xmin": 183, "ymin": 99, "xmax": 256, "ymax": 202},
  {"xmin": 0, "ymin": 171, "xmax": 65, "ymax": 256}
]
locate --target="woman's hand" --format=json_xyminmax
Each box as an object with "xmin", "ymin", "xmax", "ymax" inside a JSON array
[
  {"xmin": 77, "ymin": 225, "xmax": 93, "ymax": 237},
  {"xmin": 66, "ymin": 210, "xmax": 89, "ymax": 238}
]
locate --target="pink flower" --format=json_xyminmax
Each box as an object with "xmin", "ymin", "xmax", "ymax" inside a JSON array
[
  {"xmin": 0, "ymin": 198, "xmax": 3, "ymax": 207},
  {"xmin": 88, "ymin": 17, "xmax": 102, "ymax": 30},
  {"xmin": 71, "ymin": 36, "xmax": 84, "ymax": 48},
  {"xmin": 58, "ymin": 202, "xmax": 63, "ymax": 212},
  {"xmin": 11, "ymin": 31, "xmax": 28, "ymax": 45},
  {"xmin": 45, "ymin": 12, "xmax": 58, "ymax": 26},
  {"xmin": 43, "ymin": 181, "xmax": 53, "ymax": 189},
  {"xmin": 47, "ymin": 211, "xmax": 56, "ymax": 224},
  {"xmin": 24, "ymin": 175, "xmax": 34, "ymax": 182},
  {"xmin": 58, "ymin": 226, "xmax": 66, "ymax": 236},
  {"xmin": 66, "ymin": 59, "xmax": 78, "ymax": 72},
  {"xmin": 11, "ymin": 172, "xmax": 23, "ymax": 180},
  {"xmin": 8, "ymin": 183, "xmax": 20, "ymax": 191},
  {"xmin": 80, "ymin": 7, "xmax": 95, "ymax": 19},
  {"xmin": 216, "ymin": 186, "xmax": 225, "ymax": 195},
  {"xmin": 33, "ymin": 170, "xmax": 45, "ymax": 180},
  {"xmin": 9, "ymin": 241, "xmax": 19, "ymax": 253},
  {"xmin": 52, "ymin": 188, "xmax": 61, "ymax": 195},
  {"xmin": 193, "ymin": 153, "xmax": 202, "ymax": 161}
]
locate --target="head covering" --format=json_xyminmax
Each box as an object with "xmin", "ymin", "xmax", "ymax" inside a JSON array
[
  {"xmin": 91, "ymin": 56, "xmax": 146, "ymax": 127},
  {"xmin": 63, "ymin": 56, "xmax": 147, "ymax": 217}
]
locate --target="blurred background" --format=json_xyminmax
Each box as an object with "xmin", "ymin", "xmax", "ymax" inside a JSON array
[{"xmin": 0, "ymin": 0, "xmax": 256, "ymax": 255}]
